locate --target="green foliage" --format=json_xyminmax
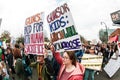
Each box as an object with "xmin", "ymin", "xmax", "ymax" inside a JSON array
[
  {"xmin": 16, "ymin": 36, "xmax": 24, "ymax": 44},
  {"xmin": 0, "ymin": 30, "xmax": 11, "ymax": 43}
]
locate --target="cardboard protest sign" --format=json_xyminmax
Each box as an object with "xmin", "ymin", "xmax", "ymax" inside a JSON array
[
  {"xmin": 24, "ymin": 12, "xmax": 44, "ymax": 55},
  {"xmin": 47, "ymin": 3, "xmax": 82, "ymax": 52},
  {"xmin": 10, "ymin": 37, "xmax": 16, "ymax": 48},
  {"xmin": 104, "ymin": 53, "xmax": 120, "ymax": 78},
  {"xmin": 81, "ymin": 54, "xmax": 103, "ymax": 71}
]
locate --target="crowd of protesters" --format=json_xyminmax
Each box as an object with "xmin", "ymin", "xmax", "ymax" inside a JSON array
[{"xmin": 0, "ymin": 41, "xmax": 119, "ymax": 80}]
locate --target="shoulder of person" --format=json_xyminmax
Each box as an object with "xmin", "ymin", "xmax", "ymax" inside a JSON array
[
  {"xmin": 69, "ymin": 74, "xmax": 84, "ymax": 80},
  {"xmin": 16, "ymin": 58, "xmax": 22, "ymax": 64},
  {"xmin": 77, "ymin": 63, "xmax": 85, "ymax": 73},
  {"xmin": 30, "ymin": 62, "xmax": 38, "ymax": 67}
]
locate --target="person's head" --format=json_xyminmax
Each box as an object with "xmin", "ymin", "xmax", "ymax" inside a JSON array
[
  {"xmin": 37, "ymin": 54, "xmax": 44, "ymax": 63},
  {"xmin": 6, "ymin": 47, "xmax": 13, "ymax": 54},
  {"xmin": 14, "ymin": 43, "xmax": 20, "ymax": 48},
  {"xmin": 62, "ymin": 51, "xmax": 76, "ymax": 66},
  {"xmin": 89, "ymin": 46, "xmax": 95, "ymax": 54},
  {"xmin": 37, "ymin": 48, "xmax": 49, "ymax": 63}
]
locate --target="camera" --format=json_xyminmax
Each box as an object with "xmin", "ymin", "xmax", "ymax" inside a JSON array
[{"xmin": 44, "ymin": 44, "xmax": 50, "ymax": 50}]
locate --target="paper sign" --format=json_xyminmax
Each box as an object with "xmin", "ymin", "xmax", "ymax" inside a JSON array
[
  {"xmin": 81, "ymin": 54, "xmax": 103, "ymax": 71},
  {"xmin": 24, "ymin": 12, "xmax": 44, "ymax": 55},
  {"xmin": 104, "ymin": 53, "xmax": 120, "ymax": 77},
  {"xmin": 47, "ymin": 3, "xmax": 82, "ymax": 52}
]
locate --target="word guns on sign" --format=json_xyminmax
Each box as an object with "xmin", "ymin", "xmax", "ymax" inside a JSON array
[{"xmin": 24, "ymin": 12, "xmax": 44, "ymax": 55}]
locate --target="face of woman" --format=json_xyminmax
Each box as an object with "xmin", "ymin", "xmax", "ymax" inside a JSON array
[{"xmin": 62, "ymin": 52, "xmax": 72, "ymax": 65}]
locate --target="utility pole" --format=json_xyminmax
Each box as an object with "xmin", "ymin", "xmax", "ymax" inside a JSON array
[{"xmin": 101, "ymin": 22, "xmax": 108, "ymax": 43}]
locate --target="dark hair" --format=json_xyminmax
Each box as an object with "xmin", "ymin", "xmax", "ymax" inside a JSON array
[
  {"xmin": 64, "ymin": 51, "xmax": 76, "ymax": 66},
  {"xmin": 13, "ymin": 48, "xmax": 22, "ymax": 59},
  {"xmin": 7, "ymin": 47, "xmax": 13, "ymax": 53},
  {"xmin": 15, "ymin": 44, "xmax": 20, "ymax": 48}
]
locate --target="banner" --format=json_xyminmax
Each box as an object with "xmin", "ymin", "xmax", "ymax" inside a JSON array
[
  {"xmin": 111, "ymin": 10, "xmax": 120, "ymax": 24},
  {"xmin": 24, "ymin": 12, "xmax": 44, "ymax": 55},
  {"xmin": 47, "ymin": 3, "xmax": 82, "ymax": 52},
  {"xmin": 81, "ymin": 54, "xmax": 103, "ymax": 71},
  {"xmin": 104, "ymin": 53, "xmax": 120, "ymax": 78}
]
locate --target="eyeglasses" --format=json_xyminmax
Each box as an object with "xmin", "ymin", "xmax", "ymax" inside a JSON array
[{"xmin": 62, "ymin": 56, "xmax": 70, "ymax": 60}]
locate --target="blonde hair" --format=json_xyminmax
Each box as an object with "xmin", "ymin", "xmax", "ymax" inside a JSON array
[{"xmin": 1, "ymin": 61, "xmax": 6, "ymax": 68}]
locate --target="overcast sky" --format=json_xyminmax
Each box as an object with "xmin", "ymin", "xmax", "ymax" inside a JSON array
[{"xmin": 0, "ymin": 0, "xmax": 120, "ymax": 41}]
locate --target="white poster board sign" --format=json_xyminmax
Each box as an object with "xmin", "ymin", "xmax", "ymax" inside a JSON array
[
  {"xmin": 104, "ymin": 53, "xmax": 120, "ymax": 78},
  {"xmin": 47, "ymin": 3, "xmax": 82, "ymax": 52},
  {"xmin": 81, "ymin": 54, "xmax": 103, "ymax": 71},
  {"xmin": 24, "ymin": 12, "xmax": 44, "ymax": 55}
]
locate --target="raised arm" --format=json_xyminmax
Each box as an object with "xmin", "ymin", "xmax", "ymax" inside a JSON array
[{"xmin": 50, "ymin": 45, "xmax": 63, "ymax": 65}]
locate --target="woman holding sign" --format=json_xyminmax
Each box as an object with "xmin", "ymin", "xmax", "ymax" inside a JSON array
[
  {"xmin": 84, "ymin": 45, "xmax": 96, "ymax": 80},
  {"xmin": 50, "ymin": 45, "xmax": 85, "ymax": 80}
]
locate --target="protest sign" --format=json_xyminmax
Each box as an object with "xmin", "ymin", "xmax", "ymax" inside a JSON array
[
  {"xmin": 10, "ymin": 37, "xmax": 16, "ymax": 48},
  {"xmin": 24, "ymin": 12, "xmax": 44, "ymax": 55},
  {"xmin": 47, "ymin": 3, "xmax": 82, "ymax": 52},
  {"xmin": 81, "ymin": 54, "xmax": 103, "ymax": 71},
  {"xmin": 104, "ymin": 53, "xmax": 120, "ymax": 78}
]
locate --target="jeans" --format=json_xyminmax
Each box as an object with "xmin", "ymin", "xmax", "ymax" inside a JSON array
[{"xmin": 84, "ymin": 69, "xmax": 95, "ymax": 80}]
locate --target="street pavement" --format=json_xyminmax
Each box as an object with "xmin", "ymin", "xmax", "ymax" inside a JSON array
[
  {"xmin": 29, "ymin": 68, "xmax": 120, "ymax": 80},
  {"xmin": 95, "ymin": 68, "xmax": 120, "ymax": 80},
  {"xmin": 29, "ymin": 67, "xmax": 120, "ymax": 80}
]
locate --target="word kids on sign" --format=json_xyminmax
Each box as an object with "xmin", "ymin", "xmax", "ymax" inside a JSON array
[
  {"xmin": 24, "ymin": 12, "xmax": 44, "ymax": 55},
  {"xmin": 47, "ymin": 3, "xmax": 82, "ymax": 51}
]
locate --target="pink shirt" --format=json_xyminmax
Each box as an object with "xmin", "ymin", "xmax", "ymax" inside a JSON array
[{"xmin": 60, "ymin": 70, "xmax": 73, "ymax": 80}]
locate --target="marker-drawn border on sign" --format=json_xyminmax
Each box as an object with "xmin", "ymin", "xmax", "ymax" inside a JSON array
[
  {"xmin": 24, "ymin": 12, "xmax": 44, "ymax": 55},
  {"xmin": 47, "ymin": 3, "xmax": 81, "ymax": 51}
]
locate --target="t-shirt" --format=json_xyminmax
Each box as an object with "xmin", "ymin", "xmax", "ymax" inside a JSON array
[{"xmin": 60, "ymin": 70, "xmax": 73, "ymax": 80}]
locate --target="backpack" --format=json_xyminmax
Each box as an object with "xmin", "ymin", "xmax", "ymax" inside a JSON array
[{"xmin": 22, "ymin": 59, "xmax": 32, "ymax": 77}]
